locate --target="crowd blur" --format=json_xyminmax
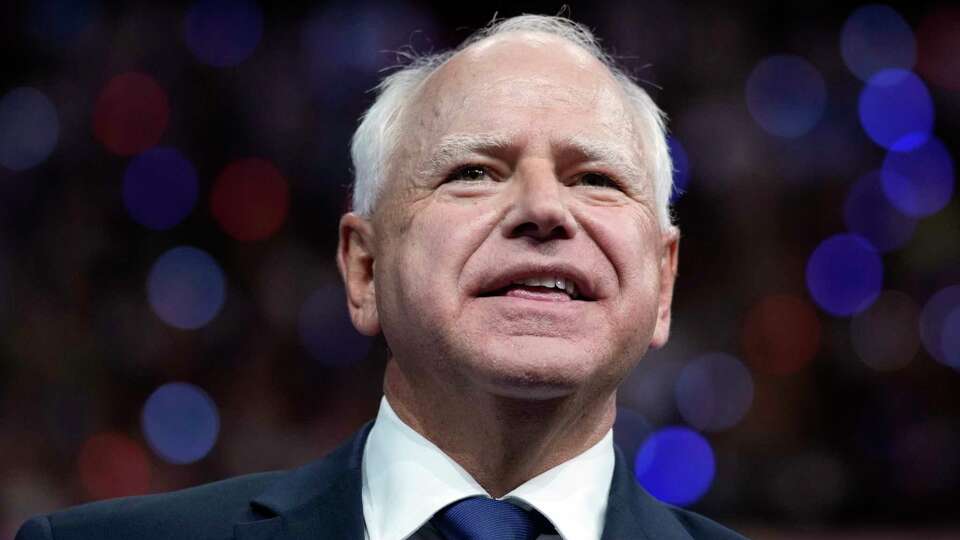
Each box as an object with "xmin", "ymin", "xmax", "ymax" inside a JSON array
[{"xmin": 2, "ymin": 1, "xmax": 959, "ymax": 538}]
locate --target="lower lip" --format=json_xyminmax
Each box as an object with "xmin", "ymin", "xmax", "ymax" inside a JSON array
[
  {"xmin": 502, "ymin": 287, "xmax": 573, "ymax": 302},
  {"xmin": 474, "ymin": 294, "xmax": 590, "ymax": 329},
  {"xmin": 473, "ymin": 291, "xmax": 591, "ymax": 331}
]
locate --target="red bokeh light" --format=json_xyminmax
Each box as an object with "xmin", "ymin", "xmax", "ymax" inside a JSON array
[
  {"xmin": 211, "ymin": 158, "xmax": 290, "ymax": 242},
  {"xmin": 741, "ymin": 294, "xmax": 822, "ymax": 375},
  {"xmin": 77, "ymin": 432, "xmax": 152, "ymax": 500},
  {"xmin": 93, "ymin": 72, "xmax": 170, "ymax": 156},
  {"xmin": 917, "ymin": 7, "xmax": 960, "ymax": 91}
]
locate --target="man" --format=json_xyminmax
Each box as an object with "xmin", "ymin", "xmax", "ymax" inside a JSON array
[{"xmin": 18, "ymin": 14, "xmax": 746, "ymax": 540}]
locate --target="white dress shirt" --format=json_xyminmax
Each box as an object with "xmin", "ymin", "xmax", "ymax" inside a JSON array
[{"xmin": 361, "ymin": 396, "xmax": 615, "ymax": 540}]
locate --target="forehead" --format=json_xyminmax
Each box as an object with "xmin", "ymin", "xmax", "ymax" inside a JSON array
[{"xmin": 408, "ymin": 33, "xmax": 636, "ymax": 147}]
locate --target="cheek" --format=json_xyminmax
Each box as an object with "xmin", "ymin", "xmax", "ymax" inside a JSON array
[
  {"xmin": 579, "ymin": 207, "xmax": 662, "ymax": 288},
  {"xmin": 579, "ymin": 208, "xmax": 664, "ymax": 337},
  {"xmin": 389, "ymin": 203, "xmax": 495, "ymax": 315}
]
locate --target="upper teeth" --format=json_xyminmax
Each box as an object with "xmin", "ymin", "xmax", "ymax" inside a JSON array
[{"xmin": 512, "ymin": 276, "xmax": 577, "ymax": 298}]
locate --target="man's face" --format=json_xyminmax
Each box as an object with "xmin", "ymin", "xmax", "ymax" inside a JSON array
[{"xmin": 344, "ymin": 33, "xmax": 678, "ymax": 401}]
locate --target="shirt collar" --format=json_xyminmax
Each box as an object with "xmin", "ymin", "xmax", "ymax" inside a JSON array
[
  {"xmin": 361, "ymin": 396, "xmax": 615, "ymax": 540},
  {"xmin": 502, "ymin": 428, "xmax": 614, "ymax": 540}
]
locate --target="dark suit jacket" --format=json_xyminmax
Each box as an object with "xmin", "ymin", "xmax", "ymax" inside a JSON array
[{"xmin": 17, "ymin": 422, "xmax": 747, "ymax": 539}]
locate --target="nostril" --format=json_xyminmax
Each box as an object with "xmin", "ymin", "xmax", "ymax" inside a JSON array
[{"xmin": 508, "ymin": 221, "xmax": 572, "ymax": 241}]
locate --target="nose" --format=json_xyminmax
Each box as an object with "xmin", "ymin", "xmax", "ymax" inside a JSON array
[{"xmin": 501, "ymin": 163, "xmax": 576, "ymax": 241}]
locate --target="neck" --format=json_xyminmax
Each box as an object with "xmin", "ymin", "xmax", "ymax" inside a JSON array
[{"xmin": 382, "ymin": 359, "xmax": 616, "ymax": 498}]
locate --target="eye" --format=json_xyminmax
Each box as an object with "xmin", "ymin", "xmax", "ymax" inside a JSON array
[
  {"xmin": 445, "ymin": 165, "xmax": 491, "ymax": 183},
  {"xmin": 576, "ymin": 172, "xmax": 620, "ymax": 189}
]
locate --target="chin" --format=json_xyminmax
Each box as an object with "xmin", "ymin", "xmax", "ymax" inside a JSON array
[{"xmin": 456, "ymin": 336, "xmax": 608, "ymax": 400}]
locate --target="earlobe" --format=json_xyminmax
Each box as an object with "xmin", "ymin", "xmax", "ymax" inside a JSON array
[
  {"xmin": 337, "ymin": 213, "xmax": 381, "ymax": 336},
  {"xmin": 650, "ymin": 226, "xmax": 680, "ymax": 349}
]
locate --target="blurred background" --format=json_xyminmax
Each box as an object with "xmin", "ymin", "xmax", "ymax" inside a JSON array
[{"xmin": 2, "ymin": 0, "xmax": 959, "ymax": 538}]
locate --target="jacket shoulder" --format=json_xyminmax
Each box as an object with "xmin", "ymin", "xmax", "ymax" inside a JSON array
[
  {"xmin": 668, "ymin": 506, "xmax": 749, "ymax": 539},
  {"xmin": 17, "ymin": 471, "xmax": 283, "ymax": 540}
]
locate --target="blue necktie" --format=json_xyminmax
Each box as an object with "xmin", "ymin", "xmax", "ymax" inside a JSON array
[{"xmin": 431, "ymin": 496, "xmax": 553, "ymax": 540}]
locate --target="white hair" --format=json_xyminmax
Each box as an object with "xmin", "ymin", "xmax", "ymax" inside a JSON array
[{"xmin": 349, "ymin": 14, "xmax": 675, "ymax": 228}]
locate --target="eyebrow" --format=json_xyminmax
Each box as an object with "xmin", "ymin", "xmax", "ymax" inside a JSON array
[
  {"xmin": 559, "ymin": 135, "xmax": 646, "ymax": 185},
  {"xmin": 419, "ymin": 132, "xmax": 646, "ymax": 185},
  {"xmin": 420, "ymin": 133, "xmax": 514, "ymax": 176}
]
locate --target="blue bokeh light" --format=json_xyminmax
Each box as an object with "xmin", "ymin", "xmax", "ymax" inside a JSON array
[
  {"xmin": 840, "ymin": 5, "xmax": 916, "ymax": 82},
  {"xmin": 123, "ymin": 148, "xmax": 198, "ymax": 230},
  {"xmin": 184, "ymin": 0, "xmax": 263, "ymax": 67},
  {"xmin": 806, "ymin": 234, "xmax": 883, "ymax": 316},
  {"xmin": 141, "ymin": 382, "xmax": 220, "ymax": 464},
  {"xmin": 298, "ymin": 285, "xmax": 371, "ymax": 367},
  {"xmin": 920, "ymin": 286, "xmax": 960, "ymax": 369},
  {"xmin": 302, "ymin": 4, "xmax": 435, "ymax": 74},
  {"xmin": 941, "ymin": 307, "xmax": 960, "ymax": 369},
  {"xmin": 881, "ymin": 137, "xmax": 955, "ymax": 218},
  {"xmin": 745, "ymin": 55, "xmax": 827, "ymax": 138},
  {"xmin": 147, "ymin": 246, "xmax": 226, "ymax": 330},
  {"xmin": 843, "ymin": 171, "xmax": 917, "ymax": 252},
  {"xmin": 675, "ymin": 353, "xmax": 754, "ymax": 432},
  {"xmin": 668, "ymin": 135, "xmax": 690, "ymax": 201},
  {"xmin": 858, "ymin": 69, "xmax": 933, "ymax": 152},
  {"xmin": 634, "ymin": 426, "xmax": 715, "ymax": 506},
  {"xmin": 301, "ymin": 4, "xmax": 436, "ymax": 105},
  {"xmin": 0, "ymin": 87, "xmax": 59, "ymax": 171}
]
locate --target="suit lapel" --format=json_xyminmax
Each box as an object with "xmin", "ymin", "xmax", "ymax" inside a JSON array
[
  {"xmin": 235, "ymin": 422, "xmax": 697, "ymax": 539},
  {"xmin": 233, "ymin": 517, "xmax": 283, "ymax": 540},
  {"xmin": 601, "ymin": 445, "xmax": 695, "ymax": 540},
  {"xmin": 234, "ymin": 422, "xmax": 373, "ymax": 540}
]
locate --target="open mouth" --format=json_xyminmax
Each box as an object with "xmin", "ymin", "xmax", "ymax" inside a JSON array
[{"xmin": 478, "ymin": 275, "xmax": 588, "ymax": 301}]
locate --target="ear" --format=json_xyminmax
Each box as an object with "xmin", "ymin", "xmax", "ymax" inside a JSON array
[
  {"xmin": 337, "ymin": 212, "xmax": 381, "ymax": 336},
  {"xmin": 650, "ymin": 226, "xmax": 680, "ymax": 349}
]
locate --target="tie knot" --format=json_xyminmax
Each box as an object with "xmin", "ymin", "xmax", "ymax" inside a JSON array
[{"xmin": 431, "ymin": 496, "xmax": 552, "ymax": 540}]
